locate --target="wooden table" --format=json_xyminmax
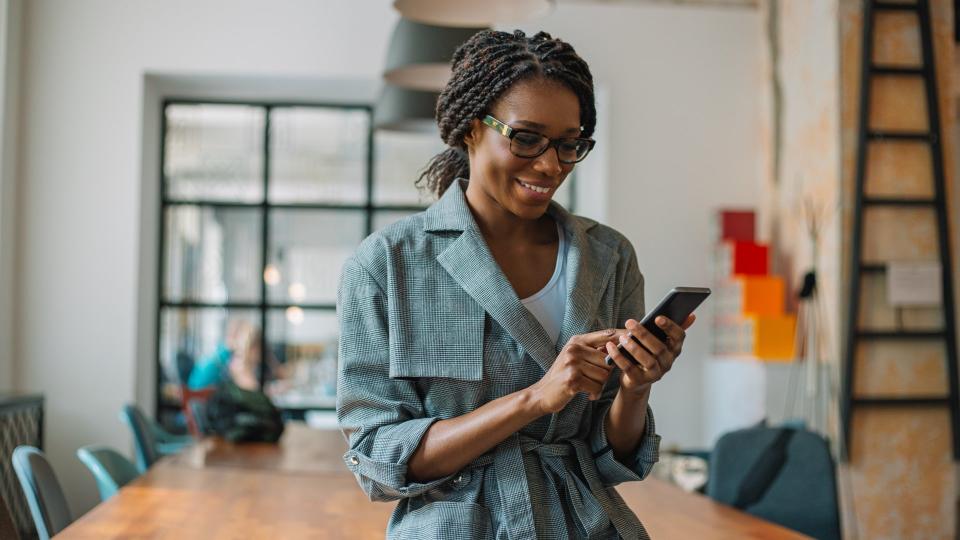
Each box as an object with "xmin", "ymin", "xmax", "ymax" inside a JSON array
[{"xmin": 59, "ymin": 423, "xmax": 810, "ymax": 539}]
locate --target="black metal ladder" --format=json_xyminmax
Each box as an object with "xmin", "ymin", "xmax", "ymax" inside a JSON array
[{"xmin": 841, "ymin": 0, "xmax": 960, "ymax": 460}]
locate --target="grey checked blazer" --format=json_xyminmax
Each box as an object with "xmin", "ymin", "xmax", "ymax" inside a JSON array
[{"xmin": 337, "ymin": 179, "xmax": 661, "ymax": 540}]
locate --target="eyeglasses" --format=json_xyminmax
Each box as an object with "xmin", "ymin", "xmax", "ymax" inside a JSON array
[{"xmin": 482, "ymin": 115, "xmax": 595, "ymax": 164}]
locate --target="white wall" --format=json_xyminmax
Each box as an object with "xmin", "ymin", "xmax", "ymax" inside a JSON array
[
  {"xmin": 524, "ymin": 3, "xmax": 762, "ymax": 449},
  {"xmin": 0, "ymin": 0, "xmax": 22, "ymax": 392},
  {"xmin": 16, "ymin": 0, "xmax": 761, "ymax": 514},
  {"xmin": 16, "ymin": 0, "xmax": 399, "ymax": 514}
]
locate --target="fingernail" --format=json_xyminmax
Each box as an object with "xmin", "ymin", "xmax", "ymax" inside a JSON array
[
  {"xmin": 657, "ymin": 316, "xmax": 667, "ymax": 326},
  {"xmin": 604, "ymin": 328, "xmax": 616, "ymax": 335}
]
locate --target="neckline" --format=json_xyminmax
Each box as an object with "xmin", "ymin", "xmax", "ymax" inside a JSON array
[{"xmin": 520, "ymin": 221, "xmax": 566, "ymax": 304}]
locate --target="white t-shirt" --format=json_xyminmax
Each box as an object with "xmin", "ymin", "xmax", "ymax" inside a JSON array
[{"xmin": 520, "ymin": 222, "xmax": 568, "ymax": 345}]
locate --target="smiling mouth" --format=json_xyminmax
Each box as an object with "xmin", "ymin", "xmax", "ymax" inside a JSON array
[{"xmin": 517, "ymin": 179, "xmax": 552, "ymax": 194}]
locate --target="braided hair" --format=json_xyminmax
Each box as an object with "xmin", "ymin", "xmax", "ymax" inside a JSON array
[{"xmin": 417, "ymin": 30, "xmax": 596, "ymax": 199}]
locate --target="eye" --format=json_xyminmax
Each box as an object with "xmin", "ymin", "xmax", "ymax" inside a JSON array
[
  {"xmin": 512, "ymin": 131, "xmax": 545, "ymax": 149},
  {"xmin": 557, "ymin": 140, "xmax": 581, "ymax": 153}
]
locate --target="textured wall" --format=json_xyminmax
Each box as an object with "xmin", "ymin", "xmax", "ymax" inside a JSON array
[{"xmin": 839, "ymin": 0, "xmax": 958, "ymax": 538}]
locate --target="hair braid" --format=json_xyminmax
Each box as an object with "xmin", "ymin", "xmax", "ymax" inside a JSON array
[{"xmin": 416, "ymin": 30, "xmax": 596, "ymax": 199}]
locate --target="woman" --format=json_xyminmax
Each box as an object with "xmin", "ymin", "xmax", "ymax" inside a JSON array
[{"xmin": 337, "ymin": 30, "xmax": 695, "ymax": 539}]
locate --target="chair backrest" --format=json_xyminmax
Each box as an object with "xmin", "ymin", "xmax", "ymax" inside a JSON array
[
  {"xmin": 10, "ymin": 446, "xmax": 72, "ymax": 540},
  {"xmin": 76, "ymin": 446, "xmax": 140, "ymax": 501},
  {"xmin": 188, "ymin": 399, "xmax": 210, "ymax": 437},
  {"xmin": 0, "ymin": 493, "xmax": 21, "ymax": 540},
  {"xmin": 180, "ymin": 386, "xmax": 216, "ymax": 438},
  {"xmin": 120, "ymin": 404, "xmax": 158, "ymax": 472},
  {"xmin": 708, "ymin": 426, "xmax": 841, "ymax": 540}
]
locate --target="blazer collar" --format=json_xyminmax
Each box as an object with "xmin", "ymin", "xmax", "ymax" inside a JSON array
[{"xmin": 429, "ymin": 178, "xmax": 619, "ymax": 372}]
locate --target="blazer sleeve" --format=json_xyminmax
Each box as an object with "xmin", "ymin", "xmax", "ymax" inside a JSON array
[
  {"xmin": 588, "ymin": 244, "xmax": 662, "ymax": 487},
  {"xmin": 336, "ymin": 256, "xmax": 455, "ymax": 501}
]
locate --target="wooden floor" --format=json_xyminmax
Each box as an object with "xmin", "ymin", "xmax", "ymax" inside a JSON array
[{"xmin": 58, "ymin": 423, "xmax": 811, "ymax": 539}]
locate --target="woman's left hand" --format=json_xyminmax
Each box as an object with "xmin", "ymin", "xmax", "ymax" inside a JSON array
[{"xmin": 604, "ymin": 315, "xmax": 696, "ymax": 395}]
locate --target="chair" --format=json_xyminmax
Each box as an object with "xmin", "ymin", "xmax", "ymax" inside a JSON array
[
  {"xmin": 76, "ymin": 446, "xmax": 140, "ymax": 501},
  {"xmin": 10, "ymin": 446, "xmax": 72, "ymax": 540},
  {"xmin": 707, "ymin": 426, "xmax": 841, "ymax": 540},
  {"xmin": 180, "ymin": 386, "xmax": 216, "ymax": 438},
  {"xmin": 119, "ymin": 404, "xmax": 191, "ymax": 473}
]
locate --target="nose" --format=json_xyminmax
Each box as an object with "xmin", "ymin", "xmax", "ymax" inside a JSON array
[{"xmin": 532, "ymin": 145, "xmax": 563, "ymax": 176}]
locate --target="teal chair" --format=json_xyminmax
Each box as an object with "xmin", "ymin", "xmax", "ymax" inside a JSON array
[
  {"xmin": 76, "ymin": 446, "xmax": 140, "ymax": 501},
  {"xmin": 707, "ymin": 426, "xmax": 841, "ymax": 540},
  {"xmin": 11, "ymin": 446, "xmax": 72, "ymax": 540},
  {"xmin": 119, "ymin": 404, "xmax": 191, "ymax": 472}
]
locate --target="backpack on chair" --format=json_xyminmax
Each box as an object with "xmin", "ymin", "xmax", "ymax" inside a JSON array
[{"xmin": 204, "ymin": 380, "xmax": 285, "ymax": 443}]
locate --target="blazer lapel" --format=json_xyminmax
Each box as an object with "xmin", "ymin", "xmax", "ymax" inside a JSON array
[
  {"xmin": 427, "ymin": 179, "xmax": 558, "ymax": 373},
  {"xmin": 548, "ymin": 204, "xmax": 620, "ymax": 354}
]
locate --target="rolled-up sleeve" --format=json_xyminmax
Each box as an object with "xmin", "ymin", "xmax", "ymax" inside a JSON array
[
  {"xmin": 336, "ymin": 256, "xmax": 454, "ymax": 501},
  {"xmin": 588, "ymin": 243, "xmax": 661, "ymax": 487}
]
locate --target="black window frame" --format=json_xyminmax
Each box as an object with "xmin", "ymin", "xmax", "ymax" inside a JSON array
[{"xmin": 155, "ymin": 97, "xmax": 578, "ymax": 425}]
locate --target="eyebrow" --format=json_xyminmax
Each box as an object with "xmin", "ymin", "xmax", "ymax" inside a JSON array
[{"xmin": 513, "ymin": 120, "xmax": 582, "ymax": 135}]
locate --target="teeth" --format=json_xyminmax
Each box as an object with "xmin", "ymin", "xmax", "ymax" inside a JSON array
[{"xmin": 520, "ymin": 181, "xmax": 550, "ymax": 194}]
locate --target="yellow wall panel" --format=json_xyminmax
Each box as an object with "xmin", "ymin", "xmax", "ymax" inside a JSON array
[
  {"xmin": 869, "ymin": 77, "xmax": 928, "ymax": 131},
  {"xmin": 862, "ymin": 207, "xmax": 939, "ymax": 262},
  {"xmin": 865, "ymin": 141, "xmax": 933, "ymax": 198},
  {"xmin": 854, "ymin": 341, "xmax": 948, "ymax": 396},
  {"xmin": 872, "ymin": 10, "xmax": 922, "ymax": 66},
  {"xmin": 845, "ymin": 408, "xmax": 956, "ymax": 540}
]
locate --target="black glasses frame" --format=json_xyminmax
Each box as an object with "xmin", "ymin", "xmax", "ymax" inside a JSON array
[{"xmin": 482, "ymin": 115, "xmax": 595, "ymax": 164}]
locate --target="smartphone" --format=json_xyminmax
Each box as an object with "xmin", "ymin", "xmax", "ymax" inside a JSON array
[{"xmin": 604, "ymin": 286, "xmax": 711, "ymax": 366}]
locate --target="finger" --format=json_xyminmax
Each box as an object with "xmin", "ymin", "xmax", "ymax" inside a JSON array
[
  {"xmin": 617, "ymin": 331, "xmax": 659, "ymax": 371},
  {"xmin": 680, "ymin": 313, "xmax": 696, "ymax": 331},
  {"xmin": 605, "ymin": 341, "xmax": 655, "ymax": 385},
  {"xmin": 576, "ymin": 354, "xmax": 613, "ymax": 385},
  {"xmin": 575, "ymin": 342, "xmax": 616, "ymax": 370},
  {"xmin": 625, "ymin": 319, "xmax": 667, "ymax": 360},
  {"xmin": 573, "ymin": 328, "xmax": 629, "ymax": 349},
  {"xmin": 654, "ymin": 316, "xmax": 687, "ymax": 352}
]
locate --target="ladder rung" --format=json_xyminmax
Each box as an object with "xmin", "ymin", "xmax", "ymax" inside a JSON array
[
  {"xmin": 853, "ymin": 396, "xmax": 949, "ymax": 407},
  {"xmin": 863, "ymin": 196, "xmax": 936, "ymax": 207},
  {"xmin": 858, "ymin": 330, "xmax": 945, "ymax": 339},
  {"xmin": 872, "ymin": 2, "xmax": 920, "ymax": 11},
  {"xmin": 867, "ymin": 130, "xmax": 933, "ymax": 142},
  {"xmin": 870, "ymin": 65, "xmax": 924, "ymax": 76}
]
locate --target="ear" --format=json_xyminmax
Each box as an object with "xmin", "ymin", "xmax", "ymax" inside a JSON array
[{"xmin": 463, "ymin": 118, "xmax": 484, "ymax": 151}]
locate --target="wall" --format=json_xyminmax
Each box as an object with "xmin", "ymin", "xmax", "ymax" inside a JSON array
[
  {"xmin": 15, "ymin": 0, "xmax": 762, "ymax": 514},
  {"xmin": 0, "ymin": 0, "xmax": 21, "ymax": 392},
  {"xmin": 836, "ymin": 0, "xmax": 957, "ymax": 538},
  {"xmin": 16, "ymin": 0, "xmax": 398, "ymax": 515},
  {"xmin": 758, "ymin": 0, "xmax": 843, "ymax": 440},
  {"xmin": 524, "ymin": 2, "xmax": 763, "ymax": 450}
]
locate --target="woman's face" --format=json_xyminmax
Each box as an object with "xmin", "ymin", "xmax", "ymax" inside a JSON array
[{"xmin": 464, "ymin": 77, "xmax": 582, "ymax": 221}]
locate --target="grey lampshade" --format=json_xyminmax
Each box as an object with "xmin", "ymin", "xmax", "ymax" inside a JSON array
[
  {"xmin": 385, "ymin": 19, "xmax": 486, "ymax": 92},
  {"xmin": 373, "ymin": 84, "xmax": 440, "ymax": 133},
  {"xmin": 394, "ymin": 0, "xmax": 554, "ymax": 27}
]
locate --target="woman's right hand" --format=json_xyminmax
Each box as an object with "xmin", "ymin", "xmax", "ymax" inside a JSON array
[{"xmin": 528, "ymin": 328, "xmax": 626, "ymax": 415}]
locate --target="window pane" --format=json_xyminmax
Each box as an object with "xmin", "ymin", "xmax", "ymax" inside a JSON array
[
  {"xmin": 266, "ymin": 210, "xmax": 365, "ymax": 305},
  {"xmin": 269, "ymin": 107, "xmax": 369, "ymax": 204},
  {"xmin": 164, "ymin": 206, "xmax": 262, "ymax": 304},
  {"xmin": 372, "ymin": 209, "xmax": 420, "ymax": 232},
  {"xmin": 264, "ymin": 309, "xmax": 339, "ymax": 410},
  {"xmin": 373, "ymin": 130, "xmax": 445, "ymax": 205},
  {"xmin": 164, "ymin": 104, "xmax": 265, "ymax": 202},
  {"xmin": 158, "ymin": 308, "xmax": 261, "ymax": 429}
]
